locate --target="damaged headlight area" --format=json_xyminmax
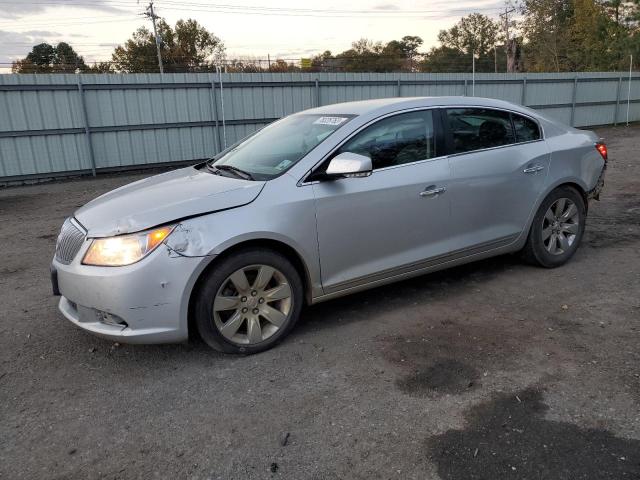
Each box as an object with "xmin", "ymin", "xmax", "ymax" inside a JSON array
[{"xmin": 82, "ymin": 226, "xmax": 174, "ymax": 266}]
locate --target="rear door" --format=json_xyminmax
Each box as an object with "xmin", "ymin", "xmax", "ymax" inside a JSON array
[
  {"xmin": 311, "ymin": 109, "xmax": 452, "ymax": 294},
  {"xmin": 443, "ymin": 107, "xmax": 550, "ymax": 252}
]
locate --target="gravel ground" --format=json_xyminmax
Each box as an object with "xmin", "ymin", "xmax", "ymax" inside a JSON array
[{"xmin": 1, "ymin": 125, "xmax": 639, "ymax": 480}]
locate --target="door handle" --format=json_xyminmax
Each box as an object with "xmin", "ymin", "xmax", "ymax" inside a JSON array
[
  {"xmin": 419, "ymin": 186, "xmax": 446, "ymax": 197},
  {"xmin": 523, "ymin": 165, "xmax": 545, "ymax": 173}
]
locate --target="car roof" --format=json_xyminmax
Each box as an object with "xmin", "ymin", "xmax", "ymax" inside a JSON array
[{"xmin": 302, "ymin": 96, "xmax": 540, "ymax": 118}]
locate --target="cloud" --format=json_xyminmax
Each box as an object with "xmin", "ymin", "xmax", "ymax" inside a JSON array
[
  {"xmin": 2, "ymin": 1, "xmax": 128, "ymax": 19},
  {"xmin": 20, "ymin": 30, "xmax": 61, "ymax": 37},
  {"xmin": 373, "ymin": 3, "xmax": 400, "ymax": 10},
  {"xmin": 0, "ymin": 29, "xmax": 64, "ymax": 65}
]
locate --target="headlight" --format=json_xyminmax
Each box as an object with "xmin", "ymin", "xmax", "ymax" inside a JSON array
[{"xmin": 82, "ymin": 226, "xmax": 174, "ymax": 266}]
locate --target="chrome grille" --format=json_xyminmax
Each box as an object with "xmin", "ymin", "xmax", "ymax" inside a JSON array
[{"xmin": 55, "ymin": 218, "xmax": 86, "ymax": 265}]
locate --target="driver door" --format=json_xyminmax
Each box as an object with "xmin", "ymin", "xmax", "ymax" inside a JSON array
[{"xmin": 311, "ymin": 109, "xmax": 453, "ymax": 294}]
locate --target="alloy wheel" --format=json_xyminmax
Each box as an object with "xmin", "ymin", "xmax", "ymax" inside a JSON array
[
  {"xmin": 542, "ymin": 197, "xmax": 580, "ymax": 255},
  {"xmin": 213, "ymin": 264, "xmax": 293, "ymax": 345}
]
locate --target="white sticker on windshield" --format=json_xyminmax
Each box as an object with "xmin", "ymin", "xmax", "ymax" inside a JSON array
[
  {"xmin": 275, "ymin": 159, "xmax": 293, "ymax": 171},
  {"xmin": 313, "ymin": 116, "xmax": 348, "ymax": 126}
]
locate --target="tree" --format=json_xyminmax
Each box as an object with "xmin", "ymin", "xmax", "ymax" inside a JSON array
[
  {"xmin": 385, "ymin": 36, "xmax": 424, "ymax": 70},
  {"xmin": 111, "ymin": 18, "xmax": 225, "ymax": 73},
  {"xmin": 87, "ymin": 61, "xmax": 114, "ymax": 73},
  {"xmin": 420, "ymin": 14, "xmax": 501, "ymax": 72},
  {"xmin": 323, "ymin": 36, "xmax": 424, "ymax": 72},
  {"xmin": 12, "ymin": 42, "xmax": 87, "ymax": 73},
  {"xmin": 311, "ymin": 50, "xmax": 334, "ymax": 71},
  {"xmin": 420, "ymin": 45, "xmax": 506, "ymax": 73},
  {"xmin": 438, "ymin": 13, "xmax": 501, "ymax": 56},
  {"xmin": 520, "ymin": 0, "xmax": 637, "ymax": 72}
]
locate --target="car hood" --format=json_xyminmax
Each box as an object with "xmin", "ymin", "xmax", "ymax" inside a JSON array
[{"xmin": 75, "ymin": 166, "xmax": 265, "ymax": 237}]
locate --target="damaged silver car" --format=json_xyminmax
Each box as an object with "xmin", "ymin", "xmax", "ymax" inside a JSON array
[{"xmin": 51, "ymin": 96, "xmax": 607, "ymax": 354}]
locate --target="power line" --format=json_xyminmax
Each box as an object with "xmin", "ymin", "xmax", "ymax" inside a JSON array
[{"xmin": 0, "ymin": 0, "xmax": 503, "ymax": 18}]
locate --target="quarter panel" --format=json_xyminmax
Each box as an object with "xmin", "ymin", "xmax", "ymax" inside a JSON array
[{"xmin": 545, "ymin": 130, "xmax": 604, "ymax": 194}]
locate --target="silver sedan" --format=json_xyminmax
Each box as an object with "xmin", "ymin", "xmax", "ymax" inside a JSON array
[{"xmin": 51, "ymin": 96, "xmax": 607, "ymax": 354}]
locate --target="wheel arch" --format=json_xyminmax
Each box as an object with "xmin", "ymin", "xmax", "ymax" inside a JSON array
[
  {"xmin": 517, "ymin": 178, "xmax": 590, "ymax": 251},
  {"xmin": 186, "ymin": 237, "xmax": 316, "ymax": 339},
  {"xmin": 548, "ymin": 180, "xmax": 589, "ymax": 212}
]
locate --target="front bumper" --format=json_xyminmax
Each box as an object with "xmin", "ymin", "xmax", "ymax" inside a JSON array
[{"xmin": 52, "ymin": 242, "xmax": 204, "ymax": 344}]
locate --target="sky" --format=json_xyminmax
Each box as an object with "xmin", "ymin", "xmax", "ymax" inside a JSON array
[{"xmin": 0, "ymin": 0, "xmax": 506, "ymax": 72}]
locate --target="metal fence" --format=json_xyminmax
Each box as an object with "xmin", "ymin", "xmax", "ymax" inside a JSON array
[{"xmin": 1, "ymin": 71, "xmax": 639, "ymax": 182}]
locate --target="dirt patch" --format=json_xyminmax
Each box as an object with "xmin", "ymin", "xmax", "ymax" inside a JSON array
[
  {"xmin": 396, "ymin": 359, "xmax": 479, "ymax": 396},
  {"xmin": 428, "ymin": 387, "xmax": 640, "ymax": 479},
  {"xmin": 586, "ymin": 193, "xmax": 640, "ymax": 249},
  {"xmin": 378, "ymin": 313, "xmax": 543, "ymax": 397},
  {"xmin": 0, "ymin": 266, "xmax": 23, "ymax": 276},
  {"xmin": 37, "ymin": 233, "xmax": 57, "ymax": 240}
]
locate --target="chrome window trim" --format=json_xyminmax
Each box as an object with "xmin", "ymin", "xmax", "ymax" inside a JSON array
[
  {"xmin": 299, "ymin": 104, "xmax": 545, "ymax": 185},
  {"xmin": 443, "ymin": 105, "xmax": 545, "ymax": 141},
  {"xmin": 445, "ymin": 138, "xmax": 545, "ymax": 159}
]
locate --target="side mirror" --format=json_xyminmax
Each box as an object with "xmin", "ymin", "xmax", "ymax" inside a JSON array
[{"xmin": 325, "ymin": 152, "xmax": 372, "ymax": 178}]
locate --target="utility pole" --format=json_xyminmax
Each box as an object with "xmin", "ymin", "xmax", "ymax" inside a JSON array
[
  {"xmin": 144, "ymin": 1, "xmax": 164, "ymax": 74},
  {"xmin": 500, "ymin": 4, "xmax": 516, "ymax": 72}
]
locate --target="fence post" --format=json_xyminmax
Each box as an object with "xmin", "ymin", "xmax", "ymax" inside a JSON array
[
  {"xmin": 570, "ymin": 76, "xmax": 578, "ymax": 127},
  {"xmin": 614, "ymin": 76, "xmax": 622, "ymax": 126},
  {"xmin": 521, "ymin": 77, "xmax": 527, "ymax": 105},
  {"xmin": 626, "ymin": 54, "xmax": 633, "ymax": 126},
  {"xmin": 76, "ymin": 76, "xmax": 96, "ymax": 177},
  {"xmin": 210, "ymin": 75, "xmax": 221, "ymax": 154},
  {"xmin": 216, "ymin": 66, "xmax": 227, "ymax": 149},
  {"xmin": 397, "ymin": 78, "xmax": 401, "ymax": 97},
  {"xmin": 464, "ymin": 79, "xmax": 468, "ymax": 96},
  {"xmin": 315, "ymin": 78, "xmax": 320, "ymax": 107}
]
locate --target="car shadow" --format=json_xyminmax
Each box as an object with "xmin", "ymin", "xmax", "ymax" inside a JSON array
[
  {"xmin": 295, "ymin": 253, "xmax": 524, "ymax": 336},
  {"xmin": 82, "ymin": 253, "xmax": 526, "ymax": 364}
]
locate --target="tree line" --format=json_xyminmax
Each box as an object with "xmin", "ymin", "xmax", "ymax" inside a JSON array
[{"xmin": 12, "ymin": 0, "xmax": 640, "ymax": 74}]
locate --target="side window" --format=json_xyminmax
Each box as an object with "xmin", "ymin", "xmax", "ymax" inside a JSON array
[
  {"xmin": 512, "ymin": 114, "xmax": 541, "ymax": 142},
  {"xmin": 446, "ymin": 108, "xmax": 515, "ymax": 154},
  {"xmin": 336, "ymin": 110, "xmax": 437, "ymax": 170}
]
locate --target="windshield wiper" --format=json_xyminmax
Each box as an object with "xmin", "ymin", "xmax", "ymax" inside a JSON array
[
  {"xmin": 214, "ymin": 164, "xmax": 255, "ymax": 180},
  {"xmin": 205, "ymin": 161, "xmax": 221, "ymax": 175}
]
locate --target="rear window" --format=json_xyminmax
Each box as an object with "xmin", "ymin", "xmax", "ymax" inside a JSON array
[
  {"xmin": 445, "ymin": 108, "xmax": 515, "ymax": 154},
  {"xmin": 512, "ymin": 114, "xmax": 541, "ymax": 142}
]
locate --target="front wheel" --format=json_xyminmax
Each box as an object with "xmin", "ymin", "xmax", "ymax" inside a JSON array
[
  {"xmin": 521, "ymin": 186, "xmax": 586, "ymax": 268},
  {"xmin": 194, "ymin": 249, "xmax": 303, "ymax": 354}
]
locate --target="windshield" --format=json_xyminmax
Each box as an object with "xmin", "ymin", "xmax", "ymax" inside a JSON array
[{"xmin": 211, "ymin": 113, "xmax": 354, "ymax": 180}]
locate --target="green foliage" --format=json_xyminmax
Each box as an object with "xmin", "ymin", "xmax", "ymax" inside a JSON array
[
  {"xmin": 310, "ymin": 36, "xmax": 424, "ymax": 72},
  {"xmin": 521, "ymin": 0, "xmax": 639, "ymax": 71},
  {"xmin": 12, "ymin": 42, "xmax": 87, "ymax": 73},
  {"xmin": 419, "ymin": 14, "xmax": 503, "ymax": 72},
  {"xmin": 111, "ymin": 18, "xmax": 225, "ymax": 73},
  {"xmin": 437, "ymin": 13, "xmax": 501, "ymax": 56}
]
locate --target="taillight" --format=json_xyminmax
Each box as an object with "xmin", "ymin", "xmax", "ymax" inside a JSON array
[{"xmin": 595, "ymin": 142, "xmax": 608, "ymax": 161}]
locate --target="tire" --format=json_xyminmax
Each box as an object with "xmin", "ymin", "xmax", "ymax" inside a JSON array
[
  {"xmin": 194, "ymin": 248, "xmax": 303, "ymax": 354},
  {"xmin": 521, "ymin": 186, "xmax": 586, "ymax": 268}
]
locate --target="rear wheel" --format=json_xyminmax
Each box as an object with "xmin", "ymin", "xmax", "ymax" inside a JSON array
[
  {"xmin": 194, "ymin": 249, "xmax": 303, "ymax": 354},
  {"xmin": 521, "ymin": 186, "xmax": 586, "ymax": 268}
]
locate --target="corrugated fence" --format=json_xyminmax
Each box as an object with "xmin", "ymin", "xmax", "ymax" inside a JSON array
[{"xmin": 1, "ymin": 71, "xmax": 639, "ymax": 182}]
